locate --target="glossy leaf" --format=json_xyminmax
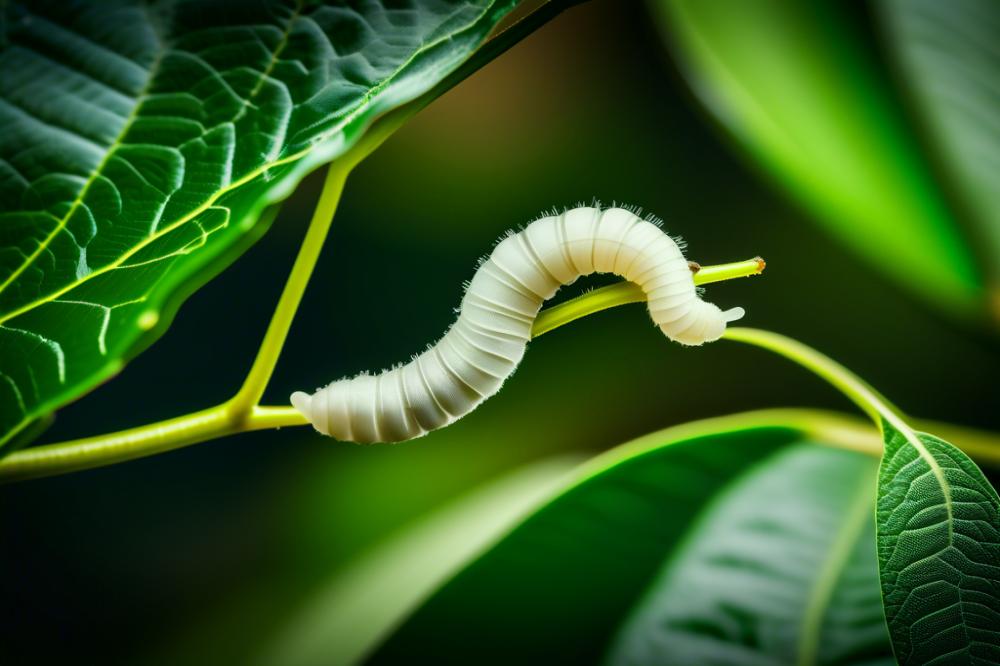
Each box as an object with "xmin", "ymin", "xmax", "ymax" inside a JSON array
[
  {"xmin": 365, "ymin": 425, "xmax": 892, "ymax": 664},
  {"xmin": 0, "ymin": 0, "xmax": 516, "ymax": 449},
  {"xmin": 876, "ymin": 423, "xmax": 1000, "ymax": 664},
  {"xmin": 651, "ymin": 0, "xmax": 984, "ymax": 317},
  {"xmin": 880, "ymin": 0, "xmax": 1000, "ymax": 316}
]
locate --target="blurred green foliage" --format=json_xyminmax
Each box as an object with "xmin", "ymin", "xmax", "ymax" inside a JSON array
[
  {"xmin": 881, "ymin": 0, "xmax": 1000, "ymax": 316},
  {"xmin": 654, "ymin": 0, "xmax": 997, "ymax": 322}
]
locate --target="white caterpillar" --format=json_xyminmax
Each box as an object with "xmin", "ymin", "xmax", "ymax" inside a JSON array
[{"xmin": 291, "ymin": 206, "xmax": 745, "ymax": 443}]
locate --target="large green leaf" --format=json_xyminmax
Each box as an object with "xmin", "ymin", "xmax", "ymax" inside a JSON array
[
  {"xmin": 0, "ymin": 0, "xmax": 516, "ymax": 449},
  {"xmin": 876, "ymin": 423, "xmax": 1000, "ymax": 664},
  {"xmin": 880, "ymin": 0, "xmax": 1000, "ymax": 316},
  {"xmin": 359, "ymin": 424, "xmax": 893, "ymax": 664},
  {"xmin": 651, "ymin": 0, "xmax": 984, "ymax": 318}
]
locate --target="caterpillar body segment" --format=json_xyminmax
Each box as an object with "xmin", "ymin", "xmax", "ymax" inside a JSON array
[{"xmin": 291, "ymin": 206, "xmax": 746, "ymax": 443}]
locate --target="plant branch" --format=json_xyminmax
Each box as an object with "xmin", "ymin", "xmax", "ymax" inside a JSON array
[{"xmin": 0, "ymin": 405, "xmax": 307, "ymax": 483}]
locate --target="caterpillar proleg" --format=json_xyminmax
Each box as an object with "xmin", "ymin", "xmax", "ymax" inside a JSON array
[{"xmin": 291, "ymin": 206, "xmax": 748, "ymax": 443}]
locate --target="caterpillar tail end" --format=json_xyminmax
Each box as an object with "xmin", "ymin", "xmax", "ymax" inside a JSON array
[{"xmin": 290, "ymin": 391, "xmax": 313, "ymax": 422}]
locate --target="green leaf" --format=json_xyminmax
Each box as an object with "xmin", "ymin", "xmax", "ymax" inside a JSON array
[
  {"xmin": 651, "ymin": 0, "xmax": 984, "ymax": 317},
  {"xmin": 606, "ymin": 445, "xmax": 890, "ymax": 666},
  {"xmin": 361, "ymin": 424, "xmax": 893, "ymax": 664},
  {"xmin": 876, "ymin": 423, "xmax": 1000, "ymax": 664},
  {"xmin": 0, "ymin": 0, "xmax": 516, "ymax": 449},
  {"xmin": 880, "ymin": 0, "xmax": 1000, "ymax": 317}
]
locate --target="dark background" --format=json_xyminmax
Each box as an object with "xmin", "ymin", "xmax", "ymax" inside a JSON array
[{"xmin": 2, "ymin": 1, "xmax": 997, "ymax": 663}]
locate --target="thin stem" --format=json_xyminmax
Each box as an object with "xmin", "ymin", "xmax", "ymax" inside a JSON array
[
  {"xmin": 722, "ymin": 328, "xmax": 950, "ymax": 492},
  {"xmin": 722, "ymin": 328, "xmax": 898, "ymax": 425},
  {"xmin": 228, "ymin": 165, "xmax": 348, "ymax": 418},
  {"xmin": 695, "ymin": 256, "xmax": 766, "ymax": 285},
  {"xmin": 532, "ymin": 256, "xmax": 765, "ymax": 338},
  {"xmin": 252, "ymin": 405, "xmax": 309, "ymax": 429},
  {"xmin": 0, "ymin": 406, "xmax": 230, "ymax": 483},
  {"xmin": 533, "ymin": 282, "xmax": 645, "ymax": 338}
]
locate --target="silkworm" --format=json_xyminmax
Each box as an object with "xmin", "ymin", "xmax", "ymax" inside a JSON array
[{"xmin": 291, "ymin": 205, "xmax": 745, "ymax": 443}]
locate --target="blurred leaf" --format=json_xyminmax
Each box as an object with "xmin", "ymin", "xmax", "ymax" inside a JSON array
[
  {"xmin": 0, "ymin": 0, "xmax": 516, "ymax": 449},
  {"xmin": 606, "ymin": 445, "xmax": 891, "ymax": 666},
  {"xmin": 876, "ymin": 423, "xmax": 1000, "ymax": 664},
  {"xmin": 880, "ymin": 0, "xmax": 1000, "ymax": 317},
  {"xmin": 651, "ymin": 0, "xmax": 984, "ymax": 318},
  {"xmin": 365, "ymin": 425, "xmax": 892, "ymax": 663},
  {"xmin": 264, "ymin": 455, "xmax": 582, "ymax": 666}
]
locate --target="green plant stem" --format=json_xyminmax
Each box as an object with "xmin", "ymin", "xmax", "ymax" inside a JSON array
[
  {"xmin": 531, "ymin": 257, "xmax": 765, "ymax": 337},
  {"xmin": 694, "ymin": 256, "xmax": 766, "ymax": 285},
  {"xmin": 721, "ymin": 328, "xmax": 954, "ymax": 497},
  {"xmin": 228, "ymin": 167, "xmax": 347, "ymax": 419},
  {"xmin": 533, "ymin": 282, "xmax": 645, "ymax": 337},
  {"xmin": 0, "ymin": 406, "xmax": 307, "ymax": 483},
  {"xmin": 722, "ymin": 328, "xmax": 898, "ymax": 425}
]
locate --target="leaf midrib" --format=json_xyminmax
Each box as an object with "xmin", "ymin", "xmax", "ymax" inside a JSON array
[
  {"xmin": 888, "ymin": 419, "xmax": 954, "ymax": 547},
  {"xmin": 0, "ymin": 0, "xmax": 496, "ymax": 326},
  {"xmin": 796, "ymin": 463, "xmax": 877, "ymax": 666}
]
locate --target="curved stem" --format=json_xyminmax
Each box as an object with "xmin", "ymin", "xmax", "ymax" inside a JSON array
[
  {"xmin": 721, "ymin": 328, "xmax": 899, "ymax": 425},
  {"xmin": 532, "ymin": 257, "xmax": 764, "ymax": 338},
  {"xmin": 722, "ymin": 328, "xmax": 948, "ymax": 487},
  {"xmin": 533, "ymin": 282, "xmax": 645, "ymax": 337}
]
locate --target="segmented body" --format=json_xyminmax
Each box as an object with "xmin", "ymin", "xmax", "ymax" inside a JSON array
[{"xmin": 291, "ymin": 206, "xmax": 744, "ymax": 442}]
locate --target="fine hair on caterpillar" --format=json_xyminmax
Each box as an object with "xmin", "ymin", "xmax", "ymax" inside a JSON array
[{"xmin": 291, "ymin": 205, "xmax": 750, "ymax": 443}]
